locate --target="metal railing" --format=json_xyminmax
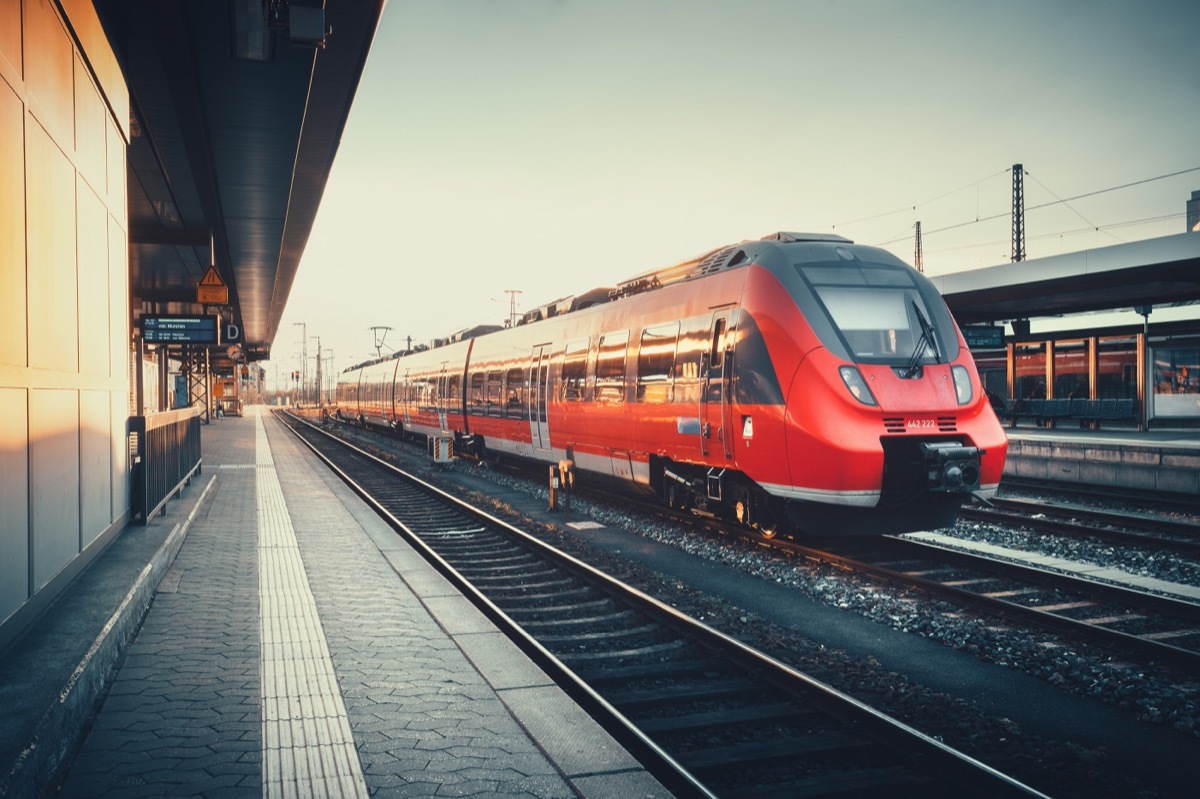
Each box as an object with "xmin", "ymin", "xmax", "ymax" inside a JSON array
[{"xmin": 130, "ymin": 407, "xmax": 203, "ymax": 523}]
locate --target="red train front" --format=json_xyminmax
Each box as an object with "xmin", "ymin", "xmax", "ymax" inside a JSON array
[{"xmin": 336, "ymin": 232, "xmax": 1007, "ymax": 536}]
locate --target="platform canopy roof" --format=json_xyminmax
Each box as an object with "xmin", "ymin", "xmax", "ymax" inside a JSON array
[
  {"xmin": 932, "ymin": 232, "xmax": 1200, "ymax": 327},
  {"xmin": 94, "ymin": 0, "xmax": 385, "ymax": 363}
]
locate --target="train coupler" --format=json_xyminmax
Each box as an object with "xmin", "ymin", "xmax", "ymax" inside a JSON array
[{"xmin": 921, "ymin": 442, "xmax": 982, "ymax": 494}]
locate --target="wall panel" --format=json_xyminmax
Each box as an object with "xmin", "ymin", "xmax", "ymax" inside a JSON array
[
  {"xmin": 0, "ymin": 0, "xmax": 21, "ymax": 79},
  {"xmin": 109, "ymin": 214, "xmax": 129, "ymax": 517},
  {"xmin": 106, "ymin": 116, "xmax": 125, "ymax": 212},
  {"xmin": 77, "ymin": 179, "xmax": 109, "ymax": 377},
  {"xmin": 0, "ymin": 78, "xmax": 25, "ymax": 367},
  {"xmin": 24, "ymin": 0, "xmax": 73, "ymax": 147},
  {"xmin": 1, "ymin": 0, "xmax": 133, "ymax": 648},
  {"xmin": 73, "ymin": 54, "xmax": 106, "ymax": 194},
  {"xmin": 79, "ymin": 389, "xmax": 111, "ymax": 546},
  {"xmin": 30, "ymin": 388, "xmax": 80, "ymax": 592},
  {"xmin": 0, "ymin": 388, "xmax": 30, "ymax": 624},
  {"xmin": 26, "ymin": 116, "xmax": 78, "ymax": 372}
]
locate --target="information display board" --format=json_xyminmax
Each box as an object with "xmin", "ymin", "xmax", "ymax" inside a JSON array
[
  {"xmin": 962, "ymin": 325, "xmax": 1005, "ymax": 349},
  {"xmin": 141, "ymin": 315, "xmax": 220, "ymax": 344}
]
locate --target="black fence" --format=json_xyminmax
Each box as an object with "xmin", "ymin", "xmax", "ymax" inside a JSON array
[{"xmin": 130, "ymin": 407, "xmax": 203, "ymax": 523}]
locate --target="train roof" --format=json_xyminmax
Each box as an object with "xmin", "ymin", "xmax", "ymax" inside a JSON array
[{"xmin": 341, "ymin": 231, "xmax": 873, "ymax": 375}]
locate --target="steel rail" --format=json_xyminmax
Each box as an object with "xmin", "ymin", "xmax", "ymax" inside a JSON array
[
  {"xmin": 782, "ymin": 535, "xmax": 1200, "ymax": 671},
  {"xmin": 1000, "ymin": 477, "xmax": 1200, "ymax": 515},
  {"xmin": 963, "ymin": 499, "xmax": 1200, "ymax": 558}
]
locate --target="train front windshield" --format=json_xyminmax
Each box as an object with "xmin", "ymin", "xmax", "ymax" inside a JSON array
[{"xmin": 794, "ymin": 261, "xmax": 959, "ymax": 366}]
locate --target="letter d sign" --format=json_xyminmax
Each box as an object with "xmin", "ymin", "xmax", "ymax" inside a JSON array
[{"xmin": 225, "ymin": 324, "xmax": 241, "ymax": 343}]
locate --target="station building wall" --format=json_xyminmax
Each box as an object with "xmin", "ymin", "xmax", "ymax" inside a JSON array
[{"xmin": 0, "ymin": 0, "xmax": 131, "ymax": 646}]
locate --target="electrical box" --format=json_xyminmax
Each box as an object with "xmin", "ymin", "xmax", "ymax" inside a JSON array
[{"xmin": 431, "ymin": 435, "xmax": 453, "ymax": 464}]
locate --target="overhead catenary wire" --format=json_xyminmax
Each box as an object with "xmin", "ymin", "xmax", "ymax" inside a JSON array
[
  {"xmin": 914, "ymin": 213, "xmax": 1188, "ymax": 262},
  {"xmin": 832, "ymin": 169, "xmax": 1010, "ymax": 230},
  {"xmin": 873, "ymin": 165, "xmax": 1200, "ymax": 247}
]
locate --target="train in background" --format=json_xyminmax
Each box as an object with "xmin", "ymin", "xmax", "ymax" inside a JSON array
[{"xmin": 336, "ymin": 232, "xmax": 1007, "ymax": 536}]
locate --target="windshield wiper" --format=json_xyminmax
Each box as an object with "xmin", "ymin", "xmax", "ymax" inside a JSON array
[{"xmin": 903, "ymin": 301, "xmax": 939, "ymax": 378}]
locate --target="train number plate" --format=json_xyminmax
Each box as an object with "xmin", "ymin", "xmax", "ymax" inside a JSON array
[{"xmin": 906, "ymin": 419, "xmax": 936, "ymax": 429}]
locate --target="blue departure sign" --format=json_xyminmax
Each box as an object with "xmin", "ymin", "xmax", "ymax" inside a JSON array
[{"xmin": 141, "ymin": 315, "xmax": 220, "ymax": 344}]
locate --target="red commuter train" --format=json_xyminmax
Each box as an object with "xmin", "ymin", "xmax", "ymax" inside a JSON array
[{"xmin": 336, "ymin": 232, "xmax": 1007, "ymax": 536}]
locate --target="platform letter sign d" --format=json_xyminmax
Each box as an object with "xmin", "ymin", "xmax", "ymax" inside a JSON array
[{"xmin": 225, "ymin": 324, "xmax": 241, "ymax": 343}]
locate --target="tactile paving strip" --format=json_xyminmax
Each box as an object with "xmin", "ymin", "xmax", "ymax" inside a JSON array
[{"xmin": 256, "ymin": 412, "xmax": 369, "ymax": 799}]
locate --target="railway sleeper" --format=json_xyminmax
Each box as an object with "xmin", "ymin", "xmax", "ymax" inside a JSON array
[
  {"xmin": 604, "ymin": 678, "xmax": 761, "ymax": 711},
  {"xmin": 679, "ymin": 732, "xmax": 873, "ymax": 775},
  {"xmin": 425, "ymin": 539, "xmax": 511, "ymax": 555},
  {"xmin": 486, "ymin": 586, "xmax": 596, "ymax": 604},
  {"xmin": 535, "ymin": 624, "xmax": 660, "ymax": 646},
  {"xmin": 418, "ymin": 527, "xmax": 488, "ymax": 539},
  {"xmin": 573, "ymin": 656, "xmax": 724, "ymax": 686},
  {"xmin": 516, "ymin": 610, "xmax": 636, "ymax": 630},
  {"xmin": 504, "ymin": 599, "xmax": 615, "ymax": 619},
  {"xmin": 453, "ymin": 559, "xmax": 544, "ymax": 575},
  {"xmin": 485, "ymin": 576, "xmax": 576, "ymax": 594},
  {"xmin": 635, "ymin": 701, "xmax": 810, "ymax": 735},
  {"xmin": 452, "ymin": 552, "xmax": 540, "ymax": 567},
  {"xmin": 453, "ymin": 566, "xmax": 559, "ymax": 584},
  {"xmin": 726, "ymin": 765, "xmax": 938, "ymax": 799},
  {"xmin": 555, "ymin": 639, "xmax": 686, "ymax": 665}
]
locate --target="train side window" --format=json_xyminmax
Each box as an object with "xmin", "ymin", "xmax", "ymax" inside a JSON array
[
  {"xmin": 469, "ymin": 372, "xmax": 485, "ymax": 413},
  {"xmin": 486, "ymin": 371, "xmax": 503, "ymax": 416},
  {"xmin": 595, "ymin": 331, "xmax": 628, "ymax": 404},
  {"xmin": 673, "ymin": 317, "xmax": 709, "ymax": 404},
  {"xmin": 637, "ymin": 322, "xmax": 679, "ymax": 403},
  {"xmin": 447, "ymin": 375, "xmax": 461, "ymax": 410},
  {"xmin": 562, "ymin": 338, "xmax": 589, "ymax": 402},
  {"xmin": 710, "ymin": 318, "xmax": 726, "ymax": 369},
  {"xmin": 504, "ymin": 367, "xmax": 526, "ymax": 419}
]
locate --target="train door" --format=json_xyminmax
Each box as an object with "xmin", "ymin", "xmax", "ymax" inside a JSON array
[
  {"xmin": 528, "ymin": 344, "xmax": 551, "ymax": 451},
  {"xmin": 436, "ymin": 366, "xmax": 449, "ymax": 431},
  {"xmin": 700, "ymin": 311, "xmax": 733, "ymax": 459},
  {"xmin": 400, "ymin": 370, "xmax": 411, "ymax": 428}
]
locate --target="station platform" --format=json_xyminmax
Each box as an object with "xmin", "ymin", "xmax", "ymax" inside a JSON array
[
  {"xmin": 0, "ymin": 408, "xmax": 670, "ymax": 799},
  {"xmin": 1003, "ymin": 424, "xmax": 1200, "ymax": 495}
]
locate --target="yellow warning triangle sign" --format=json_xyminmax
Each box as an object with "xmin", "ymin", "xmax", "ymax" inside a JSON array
[{"xmin": 199, "ymin": 266, "xmax": 225, "ymax": 288}]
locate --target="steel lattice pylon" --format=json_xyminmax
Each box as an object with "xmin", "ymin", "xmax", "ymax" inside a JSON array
[{"xmin": 1011, "ymin": 163, "xmax": 1026, "ymax": 262}]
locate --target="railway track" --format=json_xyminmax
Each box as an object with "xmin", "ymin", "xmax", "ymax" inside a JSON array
[
  {"xmin": 314, "ymin": 413, "xmax": 1200, "ymax": 671},
  {"xmin": 963, "ymin": 496, "xmax": 1200, "ymax": 558},
  {"xmin": 1000, "ymin": 477, "xmax": 1200, "ymax": 517},
  {"xmin": 278, "ymin": 411, "xmax": 1046, "ymax": 799},
  {"xmin": 790, "ymin": 535, "xmax": 1200, "ymax": 671}
]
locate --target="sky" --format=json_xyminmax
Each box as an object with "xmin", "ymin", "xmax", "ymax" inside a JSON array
[{"xmin": 270, "ymin": 0, "xmax": 1200, "ymax": 389}]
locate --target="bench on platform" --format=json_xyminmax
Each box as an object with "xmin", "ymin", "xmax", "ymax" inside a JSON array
[{"xmin": 1001, "ymin": 397, "xmax": 1137, "ymax": 429}]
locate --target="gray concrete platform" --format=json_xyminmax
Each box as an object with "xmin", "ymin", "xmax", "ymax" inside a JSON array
[
  {"xmin": 0, "ymin": 408, "xmax": 669, "ymax": 799},
  {"xmin": 1004, "ymin": 425, "xmax": 1200, "ymax": 495}
]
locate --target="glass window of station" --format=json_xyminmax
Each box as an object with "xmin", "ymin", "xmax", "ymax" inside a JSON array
[
  {"xmin": 964, "ymin": 332, "xmax": 1200, "ymax": 425},
  {"xmin": 1153, "ymin": 343, "xmax": 1200, "ymax": 418}
]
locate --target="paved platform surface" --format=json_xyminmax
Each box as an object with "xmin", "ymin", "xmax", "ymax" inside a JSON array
[
  {"xmin": 1006, "ymin": 425, "xmax": 1200, "ymax": 448},
  {"xmin": 0, "ymin": 408, "xmax": 669, "ymax": 799}
]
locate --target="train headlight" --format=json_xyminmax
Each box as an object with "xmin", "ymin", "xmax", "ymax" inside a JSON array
[
  {"xmin": 839, "ymin": 366, "xmax": 877, "ymax": 406},
  {"xmin": 952, "ymin": 365, "xmax": 973, "ymax": 405}
]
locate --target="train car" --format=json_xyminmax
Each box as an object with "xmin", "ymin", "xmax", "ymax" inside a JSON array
[{"xmin": 337, "ymin": 232, "xmax": 1007, "ymax": 536}]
